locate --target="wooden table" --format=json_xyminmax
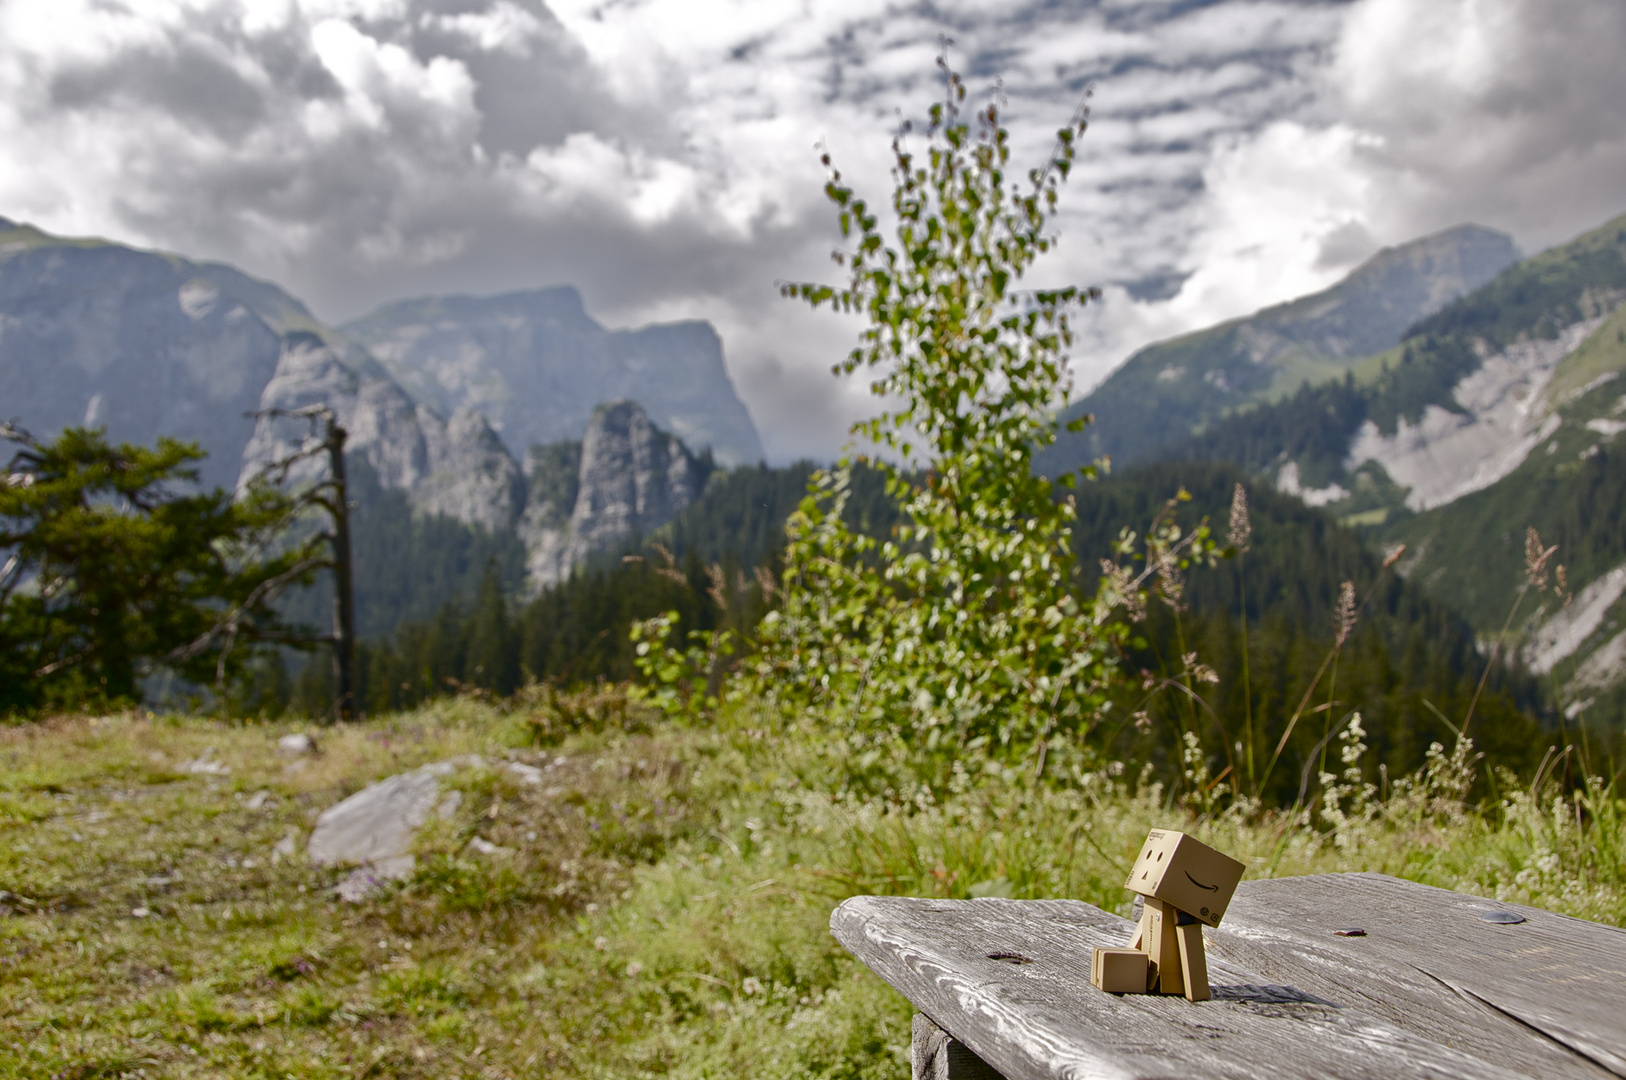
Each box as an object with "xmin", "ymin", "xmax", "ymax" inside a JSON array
[{"xmin": 831, "ymin": 873, "xmax": 1626, "ymax": 1080}]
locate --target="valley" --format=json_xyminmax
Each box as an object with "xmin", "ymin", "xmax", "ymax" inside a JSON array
[
  {"xmin": 6, "ymin": 205, "xmax": 1626, "ymax": 737},
  {"xmin": 1045, "ymin": 211, "xmax": 1626, "ymax": 717}
]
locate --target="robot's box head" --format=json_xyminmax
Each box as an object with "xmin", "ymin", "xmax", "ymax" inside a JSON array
[{"xmin": 1125, "ymin": 829, "xmax": 1245, "ymax": 927}]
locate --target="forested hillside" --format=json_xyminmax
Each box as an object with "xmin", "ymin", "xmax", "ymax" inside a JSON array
[
  {"xmin": 1037, "ymin": 224, "xmax": 1518, "ymax": 474},
  {"xmin": 1143, "ymin": 213, "xmax": 1626, "ymax": 711},
  {"xmin": 277, "ymin": 460, "xmax": 900, "ymax": 714},
  {"xmin": 267, "ymin": 454, "xmax": 1545, "ymax": 803},
  {"xmin": 1072, "ymin": 464, "xmax": 1543, "ymax": 793}
]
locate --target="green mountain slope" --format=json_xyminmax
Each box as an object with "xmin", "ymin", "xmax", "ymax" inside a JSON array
[
  {"xmin": 1037, "ymin": 224, "xmax": 1518, "ymax": 474},
  {"xmin": 292, "ymin": 458, "xmax": 1545, "ymax": 798},
  {"xmin": 1147, "ymin": 212, "xmax": 1626, "ymax": 709},
  {"xmin": 1385, "ymin": 305, "xmax": 1626, "ymax": 714}
]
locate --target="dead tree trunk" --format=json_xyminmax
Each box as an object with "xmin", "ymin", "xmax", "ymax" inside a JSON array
[
  {"xmin": 322, "ymin": 415, "xmax": 356, "ymax": 721},
  {"xmin": 248, "ymin": 403, "xmax": 358, "ymax": 721}
]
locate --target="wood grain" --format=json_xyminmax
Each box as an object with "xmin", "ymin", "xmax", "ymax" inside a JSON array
[
  {"xmin": 914, "ymin": 1013, "xmax": 1007, "ymax": 1080},
  {"xmin": 832, "ymin": 893, "xmax": 1537, "ymax": 1080},
  {"xmin": 1214, "ymin": 873, "xmax": 1626, "ymax": 1080}
]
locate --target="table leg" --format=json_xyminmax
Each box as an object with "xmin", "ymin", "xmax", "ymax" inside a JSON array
[{"xmin": 912, "ymin": 1012, "xmax": 1007, "ymax": 1080}]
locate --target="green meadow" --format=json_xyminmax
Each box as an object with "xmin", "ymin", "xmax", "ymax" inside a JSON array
[{"xmin": 3, "ymin": 697, "xmax": 1621, "ymax": 1079}]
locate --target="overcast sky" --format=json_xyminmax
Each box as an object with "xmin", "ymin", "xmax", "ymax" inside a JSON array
[{"xmin": 1, "ymin": 0, "xmax": 1622, "ymax": 461}]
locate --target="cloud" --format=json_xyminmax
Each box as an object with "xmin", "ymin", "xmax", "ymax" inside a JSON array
[
  {"xmin": 1331, "ymin": 0, "xmax": 1626, "ymax": 251},
  {"xmin": 0, "ymin": 0, "xmax": 1618, "ymax": 460}
]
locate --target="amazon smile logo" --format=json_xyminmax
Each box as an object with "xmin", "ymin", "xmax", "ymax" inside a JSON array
[{"xmin": 1185, "ymin": 872, "xmax": 1219, "ymax": 892}]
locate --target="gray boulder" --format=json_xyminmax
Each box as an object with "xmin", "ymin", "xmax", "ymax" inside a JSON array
[
  {"xmin": 307, "ymin": 756, "xmax": 480, "ymax": 901},
  {"xmin": 306, "ymin": 756, "xmax": 543, "ymax": 900},
  {"xmin": 277, "ymin": 733, "xmax": 319, "ymax": 755}
]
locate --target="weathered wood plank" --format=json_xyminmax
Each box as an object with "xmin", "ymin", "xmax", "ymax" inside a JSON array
[
  {"xmin": 832, "ymin": 894, "xmax": 1536, "ymax": 1080},
  {"xmin": 1214, "ymin": 873, "xmax": 1626, "ymax": 1080},
  {"xmin": 914, "ymin": 1013, "xmax": 1007, "ymax": 1080}
]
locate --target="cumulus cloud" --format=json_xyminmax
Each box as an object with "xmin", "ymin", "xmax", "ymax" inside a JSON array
[
  {"xmin": 1332, "ymin": 0, "xmax": 1626, "ymax": 250},
  {"xmin": 0, "ymin": 0, "xmax": 1618, "ymax": 459}
]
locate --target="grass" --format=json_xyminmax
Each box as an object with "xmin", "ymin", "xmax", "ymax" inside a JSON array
[{"xmin": 1, "ymin": 694, "xmax": 1623, "ymax": 1079}]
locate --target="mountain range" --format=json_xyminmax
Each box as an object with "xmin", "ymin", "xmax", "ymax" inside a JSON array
[
  {"xmin": 1049, "ymin": 211, "xmax": 1626, "ymax": 712},
  {"xmin": 0, "ymin": 216, "xmax": 761, "ymax": 587},
  {"xmin": 343, "ymin": 289, "xmax": 762, "ymax": 467},
  {"xmin": 1040, "ymin": 223, "xmax": 1522, "ymax": 475},
  {"xmin": 7, "ymin": 203, "xmax": 1626, "ymax": 712}
]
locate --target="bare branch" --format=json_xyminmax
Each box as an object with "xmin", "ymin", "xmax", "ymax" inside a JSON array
[{"xmin": 164, "ymin": 554, "xmax": 327, "ymax": 670}]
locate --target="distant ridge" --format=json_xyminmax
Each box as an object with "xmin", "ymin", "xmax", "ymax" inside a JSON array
[
  {"xmin": 0, "ymin": 218, "xmax": 737, "ymax": 592},
  {"xmin": 342, "ymin": 286, "xmax": 765, "ymax": 467},
  {"xmin": 1141, "ymin": 211, "xmax": 1626, "ymax": 706},
  {"xmin": 1040, "ymin": 223, "xmax": 1520, "ymax": 476}
]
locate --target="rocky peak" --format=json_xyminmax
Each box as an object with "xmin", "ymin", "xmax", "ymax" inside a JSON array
[
  {"xmin": 341, "ymin": 286, "xmax": 765, "ymax": 466},
  {"xmin": 238, "ymin": 325, "xmax": 522, "ymax": 533},
  {"xmin": 520, "ymin": 400, "xmax": 710, "ymax": 588}
]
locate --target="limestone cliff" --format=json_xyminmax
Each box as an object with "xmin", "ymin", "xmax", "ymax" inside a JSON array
[
  {"xmin": 341, "ymin": 287, "xmax": 765, "ymax": 466},
  {"xmin": 0, "ymin": 218, "xmax": 715, "ymax": 599},
  {"xmin": 0, "ymin": 217, "xmax": 520, "ymax": 532},
  {"xmin": 520, "ymin": 401, "xmax": 710, "ymax": 587}
]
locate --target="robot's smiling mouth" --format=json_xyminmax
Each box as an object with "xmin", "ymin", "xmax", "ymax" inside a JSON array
[{"xmin": 1185, "ymin": 872, "xmax": 1219, "ymax": 892}]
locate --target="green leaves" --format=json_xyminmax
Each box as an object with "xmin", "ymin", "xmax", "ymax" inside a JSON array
[
  {"xmin": 750, "ymin": 60, "xmax": 1123, "ymax": 779},
  {"xmin": 0, "ymin": 426, "xmax": 320, "ymax": 713}
]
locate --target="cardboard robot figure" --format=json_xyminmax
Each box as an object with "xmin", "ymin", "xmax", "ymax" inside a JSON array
[{"xmin": 1091, "ymin": 829, "xmax": 1245, "ymax": 1001}]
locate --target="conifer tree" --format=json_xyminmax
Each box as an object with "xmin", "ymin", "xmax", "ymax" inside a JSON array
[
  {"xmin": 0, "ymin": 425, "xmax": 318, "ymax": 712},
  {"xmin": 465, "ymin": 560, "xmax": 520, "ymax": 696}
]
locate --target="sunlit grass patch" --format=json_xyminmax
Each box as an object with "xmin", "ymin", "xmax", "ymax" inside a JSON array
[{"xmin": 0, "ymin": 699, "xmax": 1622, "ymax": 1078}]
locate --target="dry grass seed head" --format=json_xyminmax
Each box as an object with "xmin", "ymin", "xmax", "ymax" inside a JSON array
[
  {"xmin": 706, "ymin": 563, "xmax": 728, "ymax": 611},
  {"xmin": 1524, "ymin": 526, "xmax": 1557, "ymax": 591},
  {"xmin": 1334, "ymin": 581, "xmax": 1357, "ymax": 648},
  {"xmin": 1227, "ymin": 482, "xmax": 1251, "ymax": 551}
]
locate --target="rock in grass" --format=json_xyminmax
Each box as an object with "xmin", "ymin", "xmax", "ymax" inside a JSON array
[
  {"xmin": 180, "ymin": 749, "xmax": 229, "ymax": 775},
  {"xmin": 277, "ymin": 733, "xmax": 319, "ymax": 755},
  {"xmin": 307, "ymin": 756, "xmax": 481, "ymax": 901},
  {"xmin": 502, "ymin": 761, "xmax": 544, "ymax": 785},
  {"xmin": 271, "ymin": 832, "xmax": 299, "ymax": 863}
]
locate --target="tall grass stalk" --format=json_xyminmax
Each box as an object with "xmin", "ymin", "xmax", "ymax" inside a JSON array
[
  {"xmin": 1464, "ymin": 526, "xmax": 1557, "ymax": 734},
  {"xmin": 1258, "ymin": 550, "xmax": 1403, "ymax": 798},
  {"xmin": 1227, "ymin": 483, "xmax": 1256, "ymax": 795},
  {"xmin": 1320, "ymin": 581, "xmax": 1358, "ymax": 779}
]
